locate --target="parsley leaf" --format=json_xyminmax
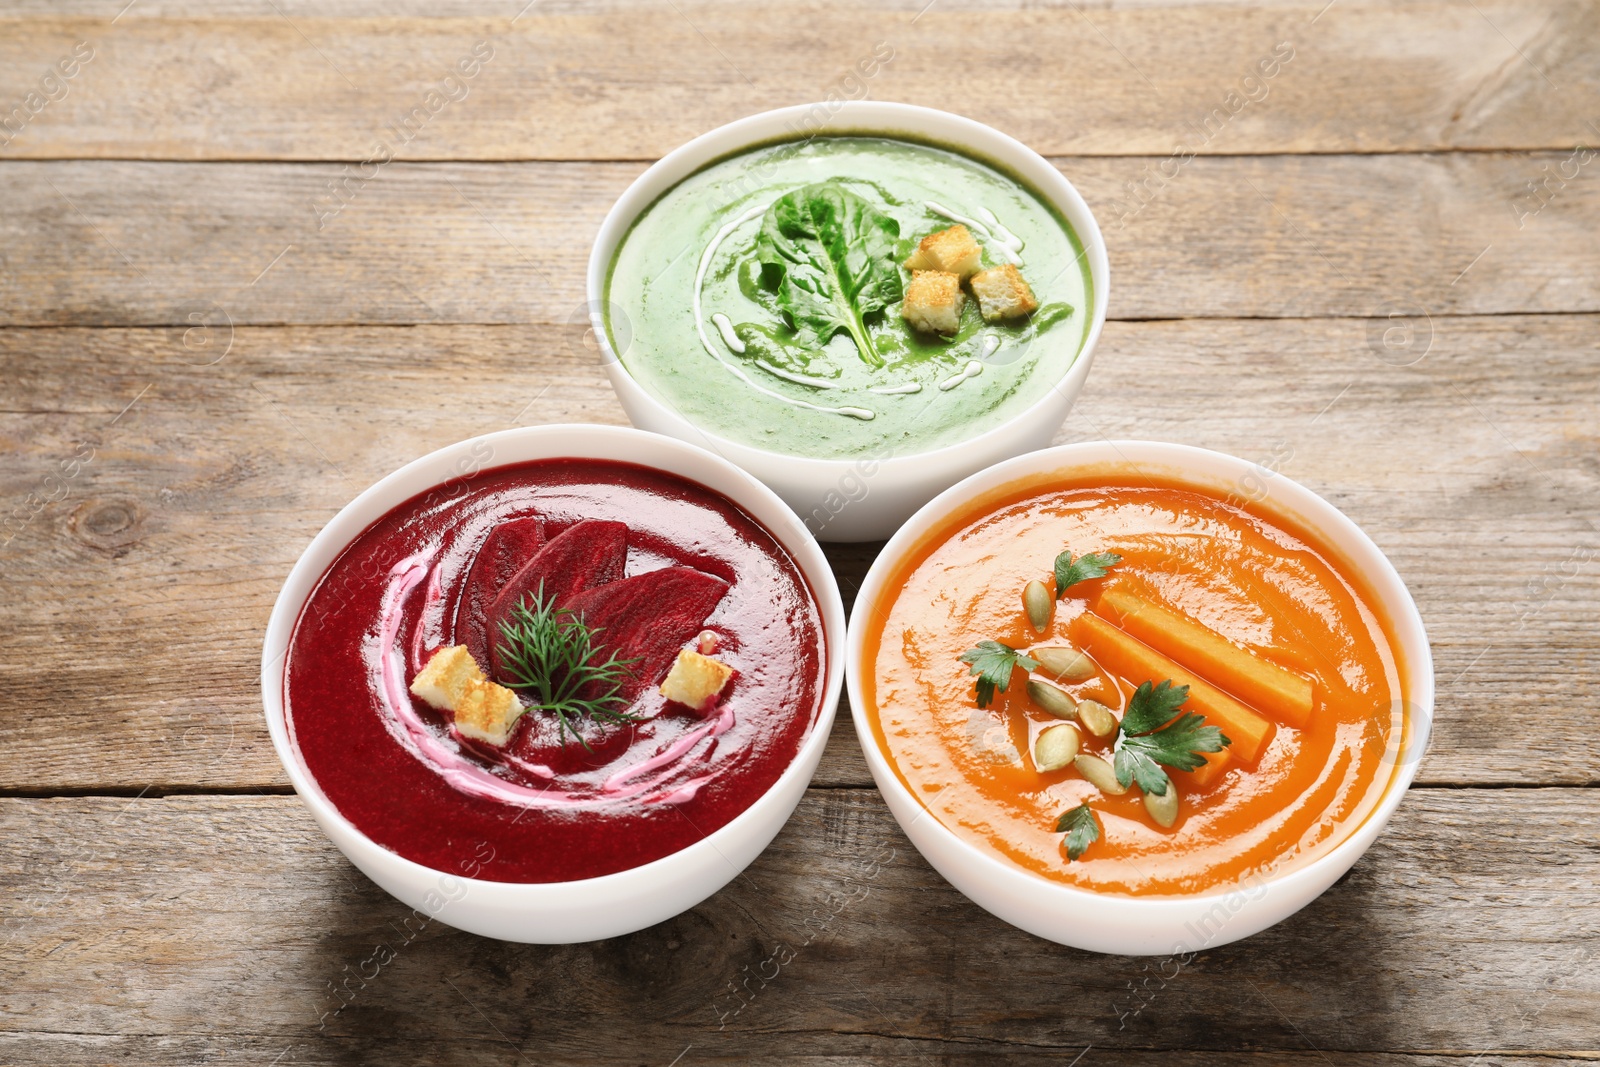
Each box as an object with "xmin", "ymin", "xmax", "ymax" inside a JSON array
[
  {"xmin": 1119, "ymin": 678, "xmax": 1191, "ymax": 735},
  {"xmin": 958, "ymin": 640, "xmax": 1040, "ymax": 709},
  {"xmin": 1055, "ymin": 801, "xmax": 1101, "ymax": 861},
  {"xmin": 1112, "ymin": 680, "xmax": 1231, "ymax": 797},
  {"xmin": 1053, "ymin": 549, "xmax": 1123, "ymax": 598}
]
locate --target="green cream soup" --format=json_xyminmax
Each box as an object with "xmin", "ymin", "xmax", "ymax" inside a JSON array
[{"xmin": 604, "ymin": 135, "xmax": 1093, "ymax": 459}]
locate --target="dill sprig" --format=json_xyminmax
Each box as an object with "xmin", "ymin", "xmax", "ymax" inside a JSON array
[{"xmin": 494, "ymin": 582, "xmax": 640, "ymax": 749}]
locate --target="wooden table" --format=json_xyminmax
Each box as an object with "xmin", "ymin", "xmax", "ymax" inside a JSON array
[{"xmin": 3, "ymin": 2, "xmax": 1597, "ymax": 1063}]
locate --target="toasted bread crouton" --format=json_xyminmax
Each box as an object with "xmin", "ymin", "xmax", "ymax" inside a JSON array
[
  {"xmin": 452, "ymin": 677, "xmax": 526, "ymax": 747},
  {"xmin": 409, "ymin": 645, "xmax": 485, "ymax": 712},
  {"xmin": 905, "ymin": 224, "xmax": 982, "ymax": 278},
  {"xmin": 410, "ymin": 645, "xmax": 526, "ymax": 747},
  {"xmin": 901, "ymin": 270, "xmax": 966, "ymax": 335},
  {"xmin": 659, "ymin": 649, "xmax": 734, "ymax": 711},
  {"xmin": 969, "ymin": 264, "xmax": 1039, "ymax": 322}
]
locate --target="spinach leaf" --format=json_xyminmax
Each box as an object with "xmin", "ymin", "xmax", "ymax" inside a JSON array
[{"xmin": 755, "ymin": 182, "xmax": 902, "ymax": 368}]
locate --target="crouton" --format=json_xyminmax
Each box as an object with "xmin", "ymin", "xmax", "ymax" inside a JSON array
[
  {"xmin": 452, "ymin": 677, "xmax": 526, "ymax": 747},
  {"xmin": 969, "ymin": 263, "xmax": 1039, "ymax": 322},
  {"xmin": 659, "ymin": 649, "xmax": 734, "ymax": 712},
  {"xmin": 409, "ymin": 645, "xmax": 484, "ymax": 712},
  {"xmin": 901, "ymin": 270, "xmax": 966, "ymax": 335},
  {"xmin": 905, "ymin": 224, "xmax": 982, "ymax": 278},
  {"xmin": 411, "ymin": 645, "xmax": 526, "ymax": 747}
]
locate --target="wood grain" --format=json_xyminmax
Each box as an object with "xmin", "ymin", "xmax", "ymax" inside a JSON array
[
  {"xmin": 2, "ymin": 152, "xmax": 1598, "ymax": 326},
  {"xmin": 1, "ymin": 2, "xmax": 1596, "ymax": 1057},
  {"xmin": 0, "ymin": 2, "xmax": 1596, "ymax": 160},
  {"xmin": 1, "ymin": 314, "xmax": 1594, "ymax": 792},
  {"xmin": 0, "ymin": 789, "xmax": 1596, "ymax": 1062},
  {"xmin": 6, "ymin": 1043, "xmax": 1595, "ymax": 1067}
]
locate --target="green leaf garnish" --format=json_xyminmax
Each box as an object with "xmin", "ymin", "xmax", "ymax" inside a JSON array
[
  {"xmin": 1055, "ymin": 801, "xmax": 1100, "ymax": 861},
  {"xmin": 1118, "ymin": 678, "xmax": 1191, "ymax": 736},
  {"xmin": 1112, "ymin": 681, "xmax": 1231, "ymax": 797},
  {"xmin": 1053, "ymin": 549, "xmax": 1122, "ymax": 598},
  {"xmin": 958, "ymin": 640, "xmax": 1040, "ymax": 709},
  {"xmin": 755, "ymin": 181, "xmax": 903, "ymax": 368},
  {"xmin": 494, "ymin": 582, "xmax": 641, "ymax": 750}
]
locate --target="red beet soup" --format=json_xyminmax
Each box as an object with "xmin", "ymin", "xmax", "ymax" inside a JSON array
[{"xmin": 284, "ymin": 458, "xmax": 827, "ymax": 882}]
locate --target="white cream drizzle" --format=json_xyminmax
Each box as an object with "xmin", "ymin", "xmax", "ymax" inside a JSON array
[
  {"xmin": 977, "ymin": 334, "xmax": 1002, "ymax": 360},
  {"xmin": 407, "ymin": 562, "xmax": 444, "ymax": 675},
  {"xmin": 710, "ymin": 312, "xmax": 745, "ymax": 353},
  {"xmin": 976, "ymin": 206, "xmax": 1025, "ymax": 260},
  {"xmin": 757, "ymin": 360, "xmax": 840, "ymax": 389},
  {"xmin": 925, "ymin": 200, "xmax": 1023, "ymax": 264},
  {"xmin": 695, "ymin": 202, "xmax": 875, "ymax": 421},
  {"xmin": 373, "ymin": 551, "xmax": 736, "ymax": 810},
  {"xmin": 870, "ymin": 381, "xmax": 923, "ymax": 395},
  {"xmin": 938, "ymin": 359, "xmax": 985, "ymax": 391}
]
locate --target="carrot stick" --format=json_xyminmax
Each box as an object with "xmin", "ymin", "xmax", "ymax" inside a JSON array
[
  {"xmin": 1178, "ymin": 749, "xmax": 1231, "ymax": 790},
  {"xmin": 1097, "ymin": 589, "xmax": 1314, "ymax": 729},
  {"xmin": 1070, "ymin": 612, "xmax": 1275, "ymax": 765}
]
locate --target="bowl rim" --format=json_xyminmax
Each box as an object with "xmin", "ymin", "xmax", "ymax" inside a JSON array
[
  {"xmin": 260, "ymin": 422, "xmax": 847, "ymax": 896},
  {"xmin": 845, "ymin": 438, "xmax": 1435, "ymax": 926},
  {"xmin": 584, "ymin": 99, "xmax": 1112, "ymax": 475}
]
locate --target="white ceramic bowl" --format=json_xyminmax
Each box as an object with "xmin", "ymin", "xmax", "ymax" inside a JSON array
[
  {"xmin": 262, "ymin": 424, "xmax": 846, "ymax": 943},
  {"xmin": 845, "ymin": 440, "xmax": 1434, "ymax": 955},
  {"xmin": 586, "ymin": 101, "xmax": 1111, "ymax": 543}
]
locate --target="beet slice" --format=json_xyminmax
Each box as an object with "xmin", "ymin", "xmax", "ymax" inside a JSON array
[
  {"xmin": 487, "ymin": 519, "xmax": 629, "ymax": 678},
  {"xmin": 454, "ymin": 515, "xmax": 544, "ymax": 667},
  {"xmin": 564, "ymin": 566, "xmax": 730, "ymax": 699}
]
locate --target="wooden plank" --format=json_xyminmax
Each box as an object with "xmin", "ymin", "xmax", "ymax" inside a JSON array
[
  {"xmin": 2, "ymin": 152, "xmax": 1597, "ymax": 327},
  {"xmin": 0, "ymin": 789, "xmax": 1596, "ymax": 1061},
  {"xmin": 0, "ymin": 1045, "xmax": 1593, "ymax": 1067},
  {"xmin": 0, "ymin": 314, "xmax": 1594, "ymax": 792},
  {"xmin": 0, "ymin": 3, "xmax": 1595, "ymax": 160}
]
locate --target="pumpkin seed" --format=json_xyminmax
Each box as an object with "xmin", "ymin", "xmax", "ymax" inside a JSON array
[
  {"xmin": 1032, "ymin": 645, "xmax": 1096, "ymax": 682},
  {"xmin": 1075, "ymin": 698, "xmax": 1118, "ymax": 738},
  {"xmin": 1026, "ymin": 678, "xmax": 1077, "ymax": 720},
  {"xmin": 1033, "ymin": 723, "xmax": 1081, "ymax": 772},
  {"xmin": 1023, "ymin": 580, "xmax": 1054, "ymax": 632},
  {"xmin": 1143, "ymin": 783, "xmax": 1180, "ymax": 828},
  {"xmin": 1073, "ymin": 753, "xmax": 1128, "ymax": 795}
]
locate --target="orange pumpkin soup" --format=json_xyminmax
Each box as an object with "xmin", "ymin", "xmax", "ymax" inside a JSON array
[{"xmin": 861, "ymin": 472, "xmax": 1408, "ymax": 895}]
